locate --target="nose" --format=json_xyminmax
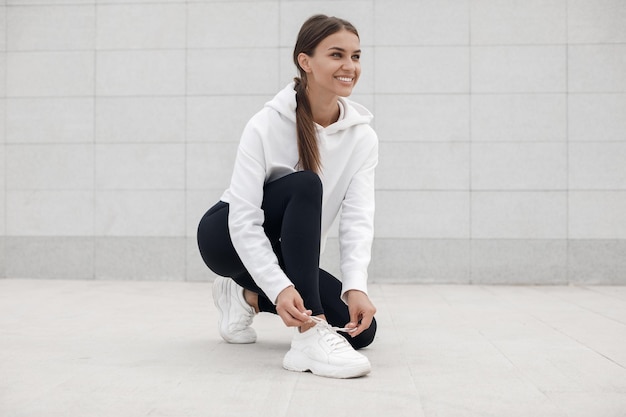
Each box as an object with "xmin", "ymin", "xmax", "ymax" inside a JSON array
[{"xmin": 342, "ymin": 57, "xmax": 356, "ymax": 71}]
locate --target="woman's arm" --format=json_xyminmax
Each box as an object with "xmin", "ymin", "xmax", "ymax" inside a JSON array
[
  {"xmin": 338, "ymin": 133, "xmax": 378, "ymax": 303},
  {"xmin": 227, "ymin": 121, "xmax": 294, "ymax": 305}
]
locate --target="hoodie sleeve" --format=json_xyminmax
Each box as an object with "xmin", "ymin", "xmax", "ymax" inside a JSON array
[
  {"xmin": 338, "ymin": 131, "xmax": 378, "ymax": 304},
  {"xmin": 227, "ymin": 120, "xmax": 293, "ymax": 304}
]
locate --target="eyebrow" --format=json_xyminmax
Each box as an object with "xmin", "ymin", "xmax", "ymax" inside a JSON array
[{"xmin": 328, "ymin": 46, "xmax": 362, "ymax": 54}]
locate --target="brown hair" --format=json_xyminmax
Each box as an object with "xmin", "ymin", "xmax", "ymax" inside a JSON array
[{"xmin": 293, "ymin": 14, "xmax": 359, "ymax": 173}]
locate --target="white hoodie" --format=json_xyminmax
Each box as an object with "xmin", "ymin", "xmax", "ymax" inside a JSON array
[{"xmin": 220, "ymin": 83, "xmax": 378, "ymax": 305}]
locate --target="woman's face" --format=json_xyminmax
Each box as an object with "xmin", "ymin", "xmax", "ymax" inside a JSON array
[{"xmin": 300, "ymin": 29, "xmax": 361, "ymax": 99}]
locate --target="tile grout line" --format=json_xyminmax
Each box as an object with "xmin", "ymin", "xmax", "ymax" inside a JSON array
[
  {"xmin": 565, "ymin": 0, "xmax": 571, "ymax": 285},
  {"xmin": 92, "ymin": 2, "xmax": 98, "ymax": 280},
  {"xmin": 468, "ymin": 0, "xmax": 474, "ymax": 285},
  {"xmin": 3, "ymin": 4, "xmax": 7, "ymax": 262},
  {"xmin": 183, "ymin": 0, "xmax": 188, "ymax": 281}
]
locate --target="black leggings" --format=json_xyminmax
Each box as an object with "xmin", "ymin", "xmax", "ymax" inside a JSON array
[{"xmin": 197, "ymin": 171, "xmax": 376, "ymax": 349}]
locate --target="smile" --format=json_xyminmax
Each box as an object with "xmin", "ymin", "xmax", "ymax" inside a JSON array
[{"xmin": 335, "ymin": 76, "xmax": 354, "ymax": 83}]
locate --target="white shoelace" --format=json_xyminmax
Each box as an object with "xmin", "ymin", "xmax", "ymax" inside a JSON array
[{"xmin": 308, "ymin": 315, "xmax": 356, "ymax": 333}]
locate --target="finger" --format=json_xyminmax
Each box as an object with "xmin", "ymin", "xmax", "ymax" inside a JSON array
[
  {"xmin": 349, "ymin": 312, "xmax": 374, "ymax": 338},
  {"xmin": 294, "ymin": 301, "xmax": 311, "ymax": 320},
  {"xmin": 288, "ymin": 307, "xmax": 311, "ymax": 326},
  {"xmin": 277, "ymin": 305, "xmax": 307, "ymax": 327},
  {"xmin": 346, "ymin": 316, "xmax": 361, "ymax": 334},
  {"xmin": 277, "ymin": 310, "xmax": 299, "ymax": 327},
  {"xmin": 349, "ymin": 308, "xmax": 360, "ymax": 326},
  {"xmin": 358, "ymin": 313, "xmax": 373, "ymax": 333}
]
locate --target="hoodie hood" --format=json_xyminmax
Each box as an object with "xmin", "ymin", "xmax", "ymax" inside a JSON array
[{"xmin": 264, "ymin": 82, "xmax": 373, "ymax": 134}]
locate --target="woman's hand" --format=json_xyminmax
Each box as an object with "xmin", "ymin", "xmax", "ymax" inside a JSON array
[
  {"xmin": 275, "ymin": 286, "xmax": 312, "ymax": 327},
  {"xmin": 345, "ymin": 290, "xmax": 376, "ymax": 337}
]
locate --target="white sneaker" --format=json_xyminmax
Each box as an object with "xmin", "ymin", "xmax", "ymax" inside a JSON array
[
  {"xmin": 282, "ymin": 316, "xmax": 371, "ymax": 378},
  {"xmin": 212, "ymin": 277, "xmax": 257, "ymax": 344}
]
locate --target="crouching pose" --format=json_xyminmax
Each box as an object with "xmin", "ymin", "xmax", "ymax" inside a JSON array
[{"xmin": 197, "ymin": 14, "xmax": 378, "ymax": 379}]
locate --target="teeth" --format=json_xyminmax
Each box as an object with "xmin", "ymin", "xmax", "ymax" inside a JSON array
[{"xmin": 336, "ymin": 77, "xmax": 353, "ymax": 82}]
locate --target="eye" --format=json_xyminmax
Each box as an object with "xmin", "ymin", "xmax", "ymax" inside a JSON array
[
  {"xmin": 331, "ymin": 52, "xmax": 342, "ymax": 58},
  {"xmin": 352, "ymin": 54, "xmax": 361, "ymax": 61}
]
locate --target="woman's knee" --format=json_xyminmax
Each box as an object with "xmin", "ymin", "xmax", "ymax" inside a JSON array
[
  {"xmin": 346, "ymin": 317, "xmax": 377, "ymax": 350},
  {"xmin": 197, "ymin": 203, "xmax": 242, "ymax": 276},
  {"xmin": 287, "ymin": 171, "xmax": 323, "ymax": 200}
]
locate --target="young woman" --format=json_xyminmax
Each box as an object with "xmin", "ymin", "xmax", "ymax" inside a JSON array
[{"xmin": 197, "ymin": 14, "xmax": 378, "ymax": 379}]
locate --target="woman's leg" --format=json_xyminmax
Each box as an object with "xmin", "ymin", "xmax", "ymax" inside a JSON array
[
  {"xmin": 198, "ymin": 171, "xmax": 377, "ymax": 345},
  {"xmin": 197, "ymin": 201, "xmax": 277, "ymax": 314},
  {"xmin": 197, "ymin": 170, "xmax": 324, "ymax": 314},
  {"xmin": 261, "ymin": 171, "xmax": 324, "ymax": 316},
  {"xmin": 318, "ymin": 269, "xmax": 377, "ymax": 350}
]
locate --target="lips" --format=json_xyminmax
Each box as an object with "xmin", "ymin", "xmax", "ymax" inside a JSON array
[{"xmin": 335, "ymin": 76, "xmax": 354, "ymax": 83}]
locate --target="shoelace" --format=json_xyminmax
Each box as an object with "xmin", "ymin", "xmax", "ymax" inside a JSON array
[
  {"xmin": 308, "ymin": 315, "xmax": 356, "ymax": 333},
  {"xmin": 307, "ymin": 317, "xmax": 356, "ymax": 352}
]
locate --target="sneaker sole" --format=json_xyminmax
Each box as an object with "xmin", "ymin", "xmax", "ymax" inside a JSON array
[
  {"xmin": 282, "ymin": 349, "xmax": 371, "ymax": 379},
  {"xmin": 212, "ymin": 278, "xmax": 256, "ymax": 344}
]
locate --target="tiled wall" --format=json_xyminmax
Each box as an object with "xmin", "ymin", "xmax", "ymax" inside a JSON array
[{"xmin": 1, "ymin": 0, "xmax": 625, "ymax": 284}]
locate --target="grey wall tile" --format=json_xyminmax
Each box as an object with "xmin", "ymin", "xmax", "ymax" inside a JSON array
[
  {"xmin": 471, "ymin": 0, "xmax": 566, "ymax": 45},
  {"xmin": 186, "ymin": 143, "xmax": 237, "ymax": 190},
  {"xmin": 7, "ymin": 190, "xmax": 94, "ymax": 236},
  {"xmin": 97, "ymin": 4, "xmax": 185, "ymax": 50},
  {"xmin": 186, "ymin": 96, "xmax": 270, "ymax": 143},
  {"xmin": 0, "ymin": 100, "xmax": 5, "ymax": 144},
  {"xmin": 471, "ymin": 143, "xmax": 567, "ymax": 190},
  {"xmin": 8, "ymin": 5, "xmax": 95, "ymax": 51},
  {"xmin": 472, "ymin": 192, "xmax": 567, "ymax": 239},
  {"xmin": 569, "ymin": 191, "xmax": 626, "ymax": 239},
  {"xmin": 0, "ymin": 53, "xmax": 5, "ymax": 97},
  {"xmin": 7, "ymin": 98, "xmax": 94, "ymax": 143},
  {"xmin": 5, "ymin": 237, "xmax": 94, "ymax": 279},
  {"xmin": 375, "ymin": 0, "xmax": 469, "ymax": 46},
  {"xmin": 471, "ymin": 239, "xmax": 567, "ymax": 284},
  {"xmin": 569, "ymin": 240, "xmax": 626, "ymax": 284},
  {"xmin": 376, "ymin": 191, "xmax": 470, "ymax": 239},
  {"xmin": 568, "ymin": 0, "xmax": 626, "ymax": 43},
  {"xmin": 187, "ymin": 49, "xmax": 279, "ymax": 95},
  {"xmin": 377, "ymin": 142, "xmax": 470, "ymax": 190},
  {"xmin": 96, "ymin": 50, "xmax": 185, "ymax": 96},
  {"xmin": 376, "ymin": 46, "xmax": 469, "ymax": 93},
  {"xmin": 8, "ymin": 51, "xmax": 94, "ymax": 97},
  {"xmin": 568, "ymin": 94, "xmax": 626, "ymax": 142},
  {"xmin": 569, "ymin": 143, "xmax": 626, "ymax": 190},
  {"xmin": 370, "ymin": 238, "xmax": 471, "ymax": 284},
  {"xmin": 6, "ymin": 144, "xmax": 94, "ymax": 190},
  {"xmin": 95, "ymin": 144, "xmax": 185, "ymax": 190},
  {"xmin": 188, "ymin": 2, "xmax": 278, "ymax": 48},
  {"xmin": 0, "ymin": 237, "xmax": 5, "ymax": 279},
  {"xmin": 95, "ymin": 191, "xmax": 185, "ymax": 237},
  {"xmin": 471, "ymin": 94, "xmax": 567, "ymax": 142},
  {"xmin": 0, "ymin": 152, "xmax": 4, "ymax": 236},
  {"xmin": 0, "ymin": 100, "xmax": 4, "ymax": 143},
  {"xmin": 376, "ymin": 95, "xmax": 470, "ymax": 142},
  {"xmin": 569, "ymin": 45, "xmax": 626, "ymax": 92},
  {"xmin": 95, "ymin": 237, "xmax": 185, "ymax": 281},
  {"xmin": 472, "ymin": 46, "xmax": 566, "ymax": 93},
  {"xmin": 96, "ymin": 97, "xmax": 185, "ymax": 143},
  {"xmin": 0, "ymin": 6, "xmax": 6, "ymax": 52}
]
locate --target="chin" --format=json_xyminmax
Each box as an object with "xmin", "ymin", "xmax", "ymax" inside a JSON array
[{"xmin": 336, "ymin": 86, "xmax": 356, "ymax": 97}]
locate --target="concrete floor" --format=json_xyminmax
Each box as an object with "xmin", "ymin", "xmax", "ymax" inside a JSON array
[{"xmin": 1, "ymin": 279, "xmax": 625, "ymax": 417}]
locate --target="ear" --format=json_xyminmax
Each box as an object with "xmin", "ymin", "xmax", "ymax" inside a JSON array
[{"xmin": 297, "ymin": 52, "xmax": 312, "ymax": 73}]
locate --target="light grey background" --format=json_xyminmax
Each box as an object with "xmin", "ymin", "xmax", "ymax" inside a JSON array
[{"xmin": 1, "ymin": 0, "xmax": 625, "ymax": 284}]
